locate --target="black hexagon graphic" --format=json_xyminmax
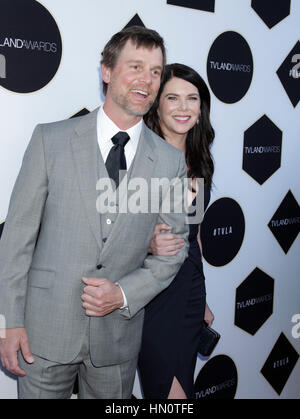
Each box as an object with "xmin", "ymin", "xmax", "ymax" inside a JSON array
[
  {"xmin": 124, "ymin": 14, "xmax": 145, "ymax": 29},
  {"xmin": 251, "ymin": 0, "xmax": 291, "ymax": 29},
  {"xmin": 277, "ymin": 41, "xmax": 300, "ymax": 108},
  {"xmin": 243, "ymin": 115, "xmax": 282, "ymax": 185},
  {"xmin": 167, "ymin": 0, "xmax": 215, "ymax": 13},
  {"xmin": 70, "ymin": 108, "xmax": 90, "ymax": 119},
  {"xmin": 261, "ymin": 333, "xmax": 299, "ymax": 395},
  {"xmin": 268, "ymin": 190, "xmax": 300, "ymax": 254},
  {"xmin": 235, "ymin": 268, "xmax": 274, "ymax": 335}
]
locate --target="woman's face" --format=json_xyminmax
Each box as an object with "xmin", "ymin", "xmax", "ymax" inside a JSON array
[{"xmin": 157, "ymin": 76, "xmax": 201, "ymax": 139}]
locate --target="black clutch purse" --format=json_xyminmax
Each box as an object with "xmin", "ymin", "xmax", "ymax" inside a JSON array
[{"xmin": 198, "ymin": 321, "xmax": 220, "ymax": 356}]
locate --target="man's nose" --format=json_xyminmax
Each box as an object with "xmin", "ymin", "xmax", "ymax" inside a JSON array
[{"xmin": 139, "ymin": 70, "xmax": 153, "ymax": 85}]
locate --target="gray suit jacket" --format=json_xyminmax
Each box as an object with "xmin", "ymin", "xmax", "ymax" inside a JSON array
[{"xmin": 0, "ymin": 108, "xmax": 188, "ymax": 366}]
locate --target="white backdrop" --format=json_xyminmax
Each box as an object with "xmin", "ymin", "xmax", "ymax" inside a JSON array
[{"xmin": 0, "ymin": 0, "xmax": 299, "ymax": 399}]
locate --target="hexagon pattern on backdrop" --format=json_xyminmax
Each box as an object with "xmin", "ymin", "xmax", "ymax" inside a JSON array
[
  {"xmin": 277, "ymin": 41, "xmax": 300, "ymax": 108},
  {"xmin": 251, "ymin": 0, "xmax": 291, "ymax": 29},
  {"xmin": 268, "ymin": 190, "xmax": 300, "ymax": 254},
  {"xmin": 235, "ymin": 267, "xmax": 274, "ymax": 335},
  {"xmin": 167, "ymin": 0, "xmax": 215, "ymax": 13},
  {"xmin": 261, "ymin": 333, "xmax": 299, "ymax": 395},
  {"xmin": 243, "ymin": 115, "xmax": 282, "ymax": 185}
]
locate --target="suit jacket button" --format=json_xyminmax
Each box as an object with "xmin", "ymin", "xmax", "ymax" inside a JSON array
[{"xmin": 97, "ymin": 264, "xmax": 102, "ymax": 269}]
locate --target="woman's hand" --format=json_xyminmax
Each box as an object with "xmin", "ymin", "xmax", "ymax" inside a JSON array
[
  {"xmin": 149, "ymin": 223, "xmax": 185, "ymax": 256},
  {"xmin": 204, "ymin": 303, "xmax": 214, "ymax": 327}
]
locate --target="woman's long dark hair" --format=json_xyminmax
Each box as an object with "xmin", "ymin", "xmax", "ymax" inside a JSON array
[{"xmin": 144, "ymin": 63, "xmax": 215, "ymax": 186}]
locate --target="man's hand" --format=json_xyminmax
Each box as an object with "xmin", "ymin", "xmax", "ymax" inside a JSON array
[
  {"xmin": 81, "ymin": 277, "xmax": 124, "ymax": 317},
  {"xmin": 0, "ymin": 328, "xmax": 34, "ymax": 376}
]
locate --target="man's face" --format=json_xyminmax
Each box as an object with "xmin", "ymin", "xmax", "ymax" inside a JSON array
[{"xmin": 102, "ymin": 40, "xmax": 163, "ymax": 123}]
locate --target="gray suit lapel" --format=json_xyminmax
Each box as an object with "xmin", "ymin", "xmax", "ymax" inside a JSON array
[
  {"xmin": 70, "ymin": 108, "xmax": 103, "ymax": 250},
  {"xmin": 128, "ymin": 123, "xmax": 156, "ymax": 181}
]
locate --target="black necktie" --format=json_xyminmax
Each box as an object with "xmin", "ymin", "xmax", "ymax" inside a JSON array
[{"xmin": 105, "ymin": 131, "xmax": 130, "ymax": 188}]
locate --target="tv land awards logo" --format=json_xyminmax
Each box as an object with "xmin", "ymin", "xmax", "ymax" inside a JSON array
[
  {"xmin": 200, "ymin": 198, "xmax": 245, "ymax": 266},
  {"xmin": 0, "ymin": 0, "xmax": 62, "ymax": 93},
  {"xmin": 277, "ymin": 41, "xmax": 300, "ymax": 108},
  {"xmin": 207, "ymin": 31, "xmax": 253, "ymax": 104},
  {"xmin": 268, "ymin": 190, "xmax": 300, "ymax": 254},
  {"xmin": 167, "ymin": 0, "xmax": 215, "ymax": 13},
  {"xmin": 243, "ymin": 115, "xmax": 282, "ymax": 185},
  {"xmin": 194, "ymin": 355, "xmax": 238, "ymax": 399},
  {"xmin": 261, "ymin": 333, "xmax": 299, "ymax": 395},
  {"xmin": 235, "ymin": 268, "xmax": 274, "ymax": 335},
  {"xmin": 251, "ymin": 0, "xmax": 291, "ymax": 29}
]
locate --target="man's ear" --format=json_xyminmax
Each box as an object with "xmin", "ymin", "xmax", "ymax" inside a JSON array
[{"xmin": 101, "ymin": 63, "xmax": 111, "ymax": 84}]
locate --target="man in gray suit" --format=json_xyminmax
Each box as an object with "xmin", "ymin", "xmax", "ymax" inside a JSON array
[{"xmin": 0, "ymin": 26, "xmax": 188, "ymax": 398}]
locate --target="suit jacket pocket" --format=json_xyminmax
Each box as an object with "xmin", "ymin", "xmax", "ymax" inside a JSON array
[
  {"xmin": 28, "ymin": 268, "xmax": 55, "ymax": 289},
  {"xmin": 89, "ymin": 309, "xmax": 145, "ymax": 366}
]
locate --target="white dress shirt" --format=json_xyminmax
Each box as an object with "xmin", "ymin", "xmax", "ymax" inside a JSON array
[
  {"xmin": 97, "ymin": 106, "xmax": 142, "ymax": 169},
  {"xmin": 96, "ymin": 106, "xmax": 143, "ymax": 309}
]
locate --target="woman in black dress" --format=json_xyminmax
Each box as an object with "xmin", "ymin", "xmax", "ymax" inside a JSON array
[{"xmin": 138, "ymin": 63, "xmax": 215, "ymax": 399}]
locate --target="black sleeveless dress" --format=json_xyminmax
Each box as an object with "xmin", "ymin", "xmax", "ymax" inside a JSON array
[{"xmin": 138, "ymin": 188, "xmax": 210, "ymax": 399}]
